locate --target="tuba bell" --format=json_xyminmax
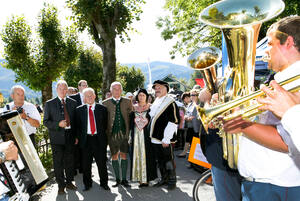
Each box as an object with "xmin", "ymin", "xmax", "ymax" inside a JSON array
[
  {"xmin": 187, "ymin": 47, "xmax": 222, "ymax": 94},
  {"xmin": 199, "ymin": 0, "xmax": 285, "ymax": 169}
]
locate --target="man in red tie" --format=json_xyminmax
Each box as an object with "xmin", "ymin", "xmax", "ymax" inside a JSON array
[{"xmin": 75, "ymin": 88, "xmax": 110, "ymax": 191}]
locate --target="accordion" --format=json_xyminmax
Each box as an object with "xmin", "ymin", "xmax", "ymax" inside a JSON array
[{"xmin": 0, "ymin": 111, "xmax": 48, "ymax": 200}]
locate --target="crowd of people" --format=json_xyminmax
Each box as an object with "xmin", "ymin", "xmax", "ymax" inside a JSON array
[{"xmin": 0, "ymin": 15, "xmax": 300, "ymax": 201}]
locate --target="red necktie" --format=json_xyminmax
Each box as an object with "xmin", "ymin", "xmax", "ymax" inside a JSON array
[{"xmin": 89, "ymin": 106, "xmax": 96, "ymax": 135}]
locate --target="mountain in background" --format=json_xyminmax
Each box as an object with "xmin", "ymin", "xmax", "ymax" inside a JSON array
[{"xmin": 0, "ymin": 60, "xmax": 193, "ymax": 99}]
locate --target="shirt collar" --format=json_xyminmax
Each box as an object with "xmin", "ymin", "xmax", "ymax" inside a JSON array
[
  {"xmin": 112, "ymin": 97, "xmax": 121, "ymax": 102},
  {"xmin": 58, "ymin": 96, "xmax": 66, "ymax": 102},
  {"xmin": 86, "ymin": 102, "xmax": 96, "ymax": 110},
  {"xmin": 274, "ymin": 60, "xmax": 300, "ymax": 82}
]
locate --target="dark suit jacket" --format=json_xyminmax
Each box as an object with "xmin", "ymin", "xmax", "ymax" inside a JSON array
[
  {"xmin": 69, "ymin": 93, "xmax": 82, "ymax": 106},
  {"xmin": 75, "ymin": 103, "xmax": 108, "ymax": 149},
  {"xmin": 43, "ymin": 97, "xmax": 77, "ymax": 145}
]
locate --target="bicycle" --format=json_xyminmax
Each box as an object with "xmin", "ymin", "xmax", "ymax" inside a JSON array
[{"xmin": 193, "ymin": 169, "xmax": 215, "ymax": 201}]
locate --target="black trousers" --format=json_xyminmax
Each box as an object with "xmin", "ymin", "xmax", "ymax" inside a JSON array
[
  {"xmin": 152, "ymin": 143, "xmax": 176, "ymax": 186},
  {"xmin": 51, "ymin": 131, "xmax": 75, "ymax": 188},
  {"xmin": 82, "ymin": 135, "xmax": 108, "ymax": 187}
]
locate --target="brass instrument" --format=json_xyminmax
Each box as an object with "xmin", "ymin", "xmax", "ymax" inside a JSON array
[
  {"xmin": 199, "ymin": 74, "xmax": 300, "ymax": 130},
  {"xmin": 199, "ymin": 0, "xmax": 285, "ymax": 169},
  {"xmin": 187, "ymin": 47, "xmax": 222, "ymax": 94}
]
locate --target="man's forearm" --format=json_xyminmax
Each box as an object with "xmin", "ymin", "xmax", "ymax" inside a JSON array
[{"xmin": 241, "ymin": 123, "xmax": 288, "ymax": 153}]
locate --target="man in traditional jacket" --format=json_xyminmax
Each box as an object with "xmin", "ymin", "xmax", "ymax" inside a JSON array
[
  {"xmin": 149, "ymin": 80, "xmax": 180, "ymax": 190},
  {"xmin": 103, "ymin": 82, "xmax": 133, "ymax": 187}
]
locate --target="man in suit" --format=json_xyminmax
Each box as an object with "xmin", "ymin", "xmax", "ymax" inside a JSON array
[
  {"xmin": 103, "ymin": 82, "xmax": 133, "ymax": 187},
  {"xmin": 69, "ymin": 80, "xmax": 88, "ymax": 175},
  {"xmin": 43, "ymin": 80, "xmax": 78, "ymax": 195},
  {"xmin": 76, "ymin": 88, "xmax": 109, "ymax": 191},
  {"xmin": 70, "ymin": 80, "xmax": 88, "ymax": 106}
]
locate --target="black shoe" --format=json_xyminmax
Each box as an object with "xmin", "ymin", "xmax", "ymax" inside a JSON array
[
  {"xmin": 83, "ymin": 185, "xmax": 91, "ymax": 191},
  {"xmin": 112, "ymin": 179, "xmax": 121, "ymax": 187},
  {"xmin": 153, "ymin": 179, "xmax": 167, "ymax": 187},
  {"xmin": 167, "ymin": 184, "xmax": 176, "ymax": 190},
  {"xmin": 100, "ymin": 184, "xmax": 110, "ymax": 191},
  {"xmin": 139, "ymin": 183, "xmax": 149, "ymax": 188},
  {"xmin": 121, "ymin": 180, "xmax": 130, "ymax": 187}
]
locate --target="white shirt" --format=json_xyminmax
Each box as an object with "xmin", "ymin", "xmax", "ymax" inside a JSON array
[
  {"xmin": 79, "ymin": 93, "xmax": 84, "ymax": 105},
  {"xmin": 281, "ymin": 105, "xmax": 300, "ymax": 153},
  {"xmin": 3, "ymin": 101, "xmax": 41, "ymax": 136},
  {"xmin": 150, "ymin": 95, "xmax": 178, "ymax": 144},
  {"xmin": 87, "ymin": 103, "xmax": 97, "ymax": 135},
  {"xmin": 238, "ymin": 61, "xmax": 300, "ymax": 187}
]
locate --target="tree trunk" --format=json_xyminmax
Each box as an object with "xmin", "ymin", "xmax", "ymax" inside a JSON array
[
  {"xmin": 101, "ymin": 38, "xmax": 116, "ymax": 99},
  {"xmin": 41, "ymin": 81, "xmax": 53, "ymax": 106}
]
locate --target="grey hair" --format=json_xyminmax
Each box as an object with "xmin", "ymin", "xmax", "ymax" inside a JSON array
[
  {"xmin": 10, "ymin": 85, "xmax": 25, "ymax": 95},
  {"xmin": 82, "ymin": 87, "xmax": 95, "ymax": 97},
  {"xmin": 56, "ymin": 80, "xmax": 68, "ymax": 89},
  {"xmin": 110, "ymin": 81, "xmax": 123, "ymax": 91}
]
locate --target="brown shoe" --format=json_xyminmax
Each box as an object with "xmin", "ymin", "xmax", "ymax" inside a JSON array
[
  {"xmin": 58, "ymin": 187, "xmax": 65, "ymax": 195},
  {"xmin": 66, "ymin": 183, "xmax": 77, "ymax": 190}
]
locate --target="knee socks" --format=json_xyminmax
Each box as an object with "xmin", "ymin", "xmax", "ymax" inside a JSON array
[
  {"xmin": 112, "ymin": 160, "xmax": 120, "ymax": 180},
  {"xmin": 121, "ymin": 159, "xmax": 128, "ymax": 180}
]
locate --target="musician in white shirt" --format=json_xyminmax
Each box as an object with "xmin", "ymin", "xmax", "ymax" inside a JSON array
[
  {"xmin": 3, "ymin": 85, "xmax": 41, "ymax": 148},
  {"xmin": 258, "ymin": 80, "xmax": 300, "ymax": 153},
  {"xmin": 223, "ymin": 16, "xmax": 300, "ymax": 201}
]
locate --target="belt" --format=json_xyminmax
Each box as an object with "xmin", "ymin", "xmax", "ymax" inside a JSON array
[{"xmin": 243, "ymin": 177, "xmax": 270, "ymax": 183}]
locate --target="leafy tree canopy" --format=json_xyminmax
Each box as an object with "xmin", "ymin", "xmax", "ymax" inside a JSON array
[
  {"xmin": 117, "ymin": 65, "xmax": 145, "ymax": 93},
  {"xmin": 66, "ymin": 0, "xmax": 146, "ymax": 96},
  {"xmin": 64, "ymin": 47, "xmax": 103, "ymax": 96},
  {"xmin": 1, "ymin": 4, "xmax": 78, "ymax": 103},
  {"xmin": 157, "ymin": 0, "xmax": 300, "ymax": 59}
]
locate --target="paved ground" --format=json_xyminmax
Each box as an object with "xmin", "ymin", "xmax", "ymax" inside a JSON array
[{"xmin": 33, "ymin": 150, "xmax": 216, "ymax": 201}]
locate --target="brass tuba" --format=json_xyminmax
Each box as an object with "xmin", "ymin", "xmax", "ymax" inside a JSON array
[
  {"xmin": 187, "ymin": 47, "xmax": 222, "ymax": 94},
  {"xmin": 199, "ymin": 0, "xmax": 285, "ymax": 169}
]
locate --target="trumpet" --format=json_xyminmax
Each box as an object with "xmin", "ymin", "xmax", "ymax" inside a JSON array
[{"xmin": 198, "ymin": 73, "xmax": 300, "ymax": 132}]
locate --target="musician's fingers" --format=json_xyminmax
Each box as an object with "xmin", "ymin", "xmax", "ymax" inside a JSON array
[
  {"xmin": 269, "ymin": 80, "xmax": 285, "ymax": 93},
  {"xmin": 261, "ymin": 84, "xmax": 275, "ymax": 98}
]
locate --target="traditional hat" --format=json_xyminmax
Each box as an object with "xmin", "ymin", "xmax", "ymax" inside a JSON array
[{"xmin": 152, "ymin": 80, "xmax": 169, "ymax": 92}]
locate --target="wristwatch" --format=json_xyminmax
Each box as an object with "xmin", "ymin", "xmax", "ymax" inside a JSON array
[{"xmin": 0, "ymin": 151, "xmax": 6, "ymax": 163}]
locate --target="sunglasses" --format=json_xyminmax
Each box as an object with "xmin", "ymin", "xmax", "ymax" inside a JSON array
[{"xmin": 191, "ymin": 94, "xmax": 198, "ymax": 96}]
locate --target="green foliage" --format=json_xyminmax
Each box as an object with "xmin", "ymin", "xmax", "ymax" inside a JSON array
[
  {"xmin": 117, "ymin": 65, "xmax": 145, "ymax": 93},
  {"xmin": 66, "ymin": 0, "xmax": 145, "ymax": 43},
  {"xmin": 157, "ymin": 0, "xmax": 300, "ymax": 59},
  {"xmin": 1, "ymin": 4, "xmax": 78, "ymax": 104},
  {"xmin": 64, "ymin": 47, "xmax": 103, "ymax": 95},
  {"xmin": 258, "ymin": 0, "xmax": 300, "ymax": 41},
  {"xmin": 36, "ymin": 121, "xmax": 53, "ymax": 173},
  {"xmin": 66, "ymin": 0, "xmax": 146, "ymax": 95},
  {"xmin": 156, "ymin": 0, "xmax": 221, "ymax": 59}
]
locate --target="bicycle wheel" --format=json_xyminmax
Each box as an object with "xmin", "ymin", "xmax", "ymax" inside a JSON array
[{"xmin": 193, "ymin": 169, "xmax": 216, "ymax": 201}]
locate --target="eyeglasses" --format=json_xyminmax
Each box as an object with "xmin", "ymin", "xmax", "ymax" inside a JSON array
[{"xmin": 191, "ymin": 94, "xmax": 198, "ymax": 96}]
